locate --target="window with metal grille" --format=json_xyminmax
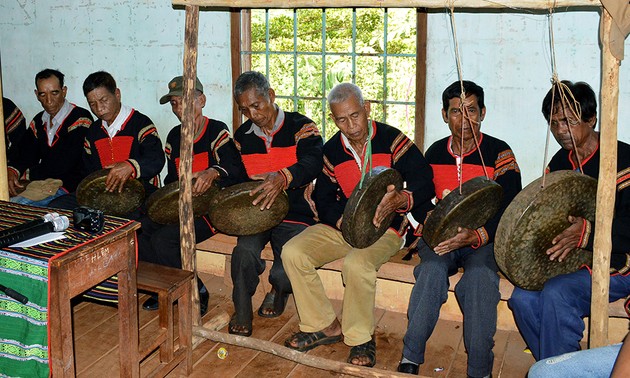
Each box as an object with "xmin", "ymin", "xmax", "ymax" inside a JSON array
[{"xmin": 239, "ymin": 8, "xmax": 418, "ymax": 141}]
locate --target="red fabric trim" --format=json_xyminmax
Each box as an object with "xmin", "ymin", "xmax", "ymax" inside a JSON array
[
  {"xmin": 194, "ymin": 118, "xmax": 209, "ymax": 144},
  {"xmin": 446, "ymin": 133, "xmax": 485, "ymax": 158},
  {"xmin": 94, "ymin": 136, "xmax": 135, "ymax": 167},
  {"xmin": 336, "ymin": 154, "xmax": 391, "ymax": 198},
  {"xmin": 123, "ymin": 160, "xmax": 137, "ymax": 178},
  {"xmin": 396, "ymin": 190, "xmax": 412, "ymax": 213},
  {"xmin": 431, "ymin": 164, "xmax": 495, "ymax": 200},
  {"xmin": 281, "ymin": 219, "xmax": 311, "ymax": 227},
  {"xmin": 578, "ymin": 218, "xmax": 588, "ymax": 248},
  {"xmin": 242, "ymin": 146, "xmax": 298, "ymax": 177},
  {"xmin": 471, "ymin": 229, "xmax": 482, "ymax": 249},
  {"xmin": 119, "ymin": 109, "xmax": 135, "ymax": 132},
  {"xmin": 175, "ymin": 151, "xmax": 210, "ymax": 176},
  {"xmin": 278, "ymin": 169, "xmax": 289, "ymax": 188},
  {"xmin": 568, "ymin": 142, "xmax": 599, "ymax": 170}
]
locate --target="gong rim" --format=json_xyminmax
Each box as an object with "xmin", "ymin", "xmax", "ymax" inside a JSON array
[
  {"xmin": 423, "ymin": 176, "xmax": 503, "ymax": 249},
  {"xmin": 76, "ymin": 169, "xmax": 145, "ymax": 216},
  {"xmin": 146, "ymin": 180, "xmax": 219, "ymax": 224},
  {"xmin": 495, "ymin": 170, "xmax": 596, "ymax": 290},
  {"xmin": 341, "ymin": 166, "xmax": 403, "ymax": 249},
  {"xmin": 207, "ymin": 181, "xmax": 289, "ymax": 236}
]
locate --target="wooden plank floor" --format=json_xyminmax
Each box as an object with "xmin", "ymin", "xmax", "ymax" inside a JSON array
[{"xmin": 73, "ymin": 273, "xmax": 535, "ymax": 377}]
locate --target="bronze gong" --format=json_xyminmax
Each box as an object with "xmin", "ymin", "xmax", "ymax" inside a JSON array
[
  {"xmin": 76, "ymin": 169, "xmax": 145, "ymax": 217},
  {"xmin": 342, "ymin": 166, "xmax": 403, "ymax": 249},
  {"xmin": 495, "ymin": 170, "xmax": 596, "ymax": 291},
  {"xmin": 423, "ymin": 176, "xmax": 503, "ymax": 250},
  {"xmin": 207, "ymin": 181, "xmax": 289, "ymax": 236},
  {"xmin": 146, "ymin": 180, "xmax": 219, "ymax": 224}
]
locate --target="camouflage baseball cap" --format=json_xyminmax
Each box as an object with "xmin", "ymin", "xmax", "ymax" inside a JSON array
[{"xmin": 159, "ymin": 76, "xmax": 203, "ymax": 104}]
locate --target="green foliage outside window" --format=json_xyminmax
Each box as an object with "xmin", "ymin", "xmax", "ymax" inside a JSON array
[{"xmin": 244, "ymin": 8, "xmax": 417, "ymax": 141}]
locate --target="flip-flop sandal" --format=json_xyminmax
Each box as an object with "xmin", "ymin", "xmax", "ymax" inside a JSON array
[
  {"xmin": 284, "ymin": 330, "xmax": 342, "ymax": 352},
  {"xmin": 347, "ymin": 338, "xmax": 376, "ymax": 367},
  {"xmin": 257, "ymin": 290, "xmax": 289, "ymax": 318},
  {"xmin": 228, "ymin": 315, "xmax": 252, "ymax": 337}
]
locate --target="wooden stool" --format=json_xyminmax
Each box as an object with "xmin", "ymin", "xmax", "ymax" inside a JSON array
[{"xmin": 136, "ymin": 261, "xmax": 194, "ymax": 377}]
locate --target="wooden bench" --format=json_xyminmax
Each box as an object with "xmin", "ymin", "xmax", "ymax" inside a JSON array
[
  {"xmin": 136, "ymin": 261, "xmax": 194, "ymax": 378},
  {"xmin": 195, "ymin": 233, "xmax": 628, "ymax": 334}
]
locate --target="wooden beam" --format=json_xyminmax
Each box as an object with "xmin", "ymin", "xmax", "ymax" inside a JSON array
[
  {"xmin": 194, "ymin": 326, "xmax": 426, "ymax": 377},
  {"xmin": 230, "ymin": 9, "xmax": 242, "ymax": 132},
  {"xmin": 180, "ymin": 4, "xmax": 202, "ymax": 326},
  {"xmin": 414, "ymin": 9, "xmax": 427, "ymax": 151},
  {"xmin": 173, "ymin": 0, "xmax": 599, "ymax": 9},
  {"xmin": 0, "ymin": 70, "xmax": 8, "ymax": 201},
  {"xmin": 590, "ymin": 6, "xmax": 618, "ymax": 349}
]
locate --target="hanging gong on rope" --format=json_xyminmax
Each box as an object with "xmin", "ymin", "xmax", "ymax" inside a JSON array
[
  {"xmin": 495, "ymin": 170, "xmax": 596, "ymax": 291},
  {"xmin": 76, "ymin": 169, "xmax": 145, "ymax": 217},
  {"xmin": 207, "ymin": 181, "xmax": 289, "ymax": 236},
  {"xmin": 342, "ymin": 166, "xmax": 403, "ymax": 249},
  {"xmin": 145, "ymin": 180, "xmax": 219, "ymax": 224},
  {"xmin": 423, "ymin": 176, "xmax": 503, "ymax": 250}
]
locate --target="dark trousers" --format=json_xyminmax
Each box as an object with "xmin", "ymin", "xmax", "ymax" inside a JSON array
[
  {"xmin": 509, "ymin": 269, "xmax": 630, "ymax": 361},
  {"xmin": 137, "ymin": 216, "xmax": 215, "ymax": 269},
  {"xmin": 402, "ymin": 239, "xmax": 500, "ymax": 378},
  {"xmin": 230, "ymin": 221, "xmax": 306, "ymax": 321}
]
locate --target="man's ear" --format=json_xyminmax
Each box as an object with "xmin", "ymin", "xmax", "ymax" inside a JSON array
[
  {"xmin": 441, "ymin": 108, "xmax": 448, "ymax": 123},
  {"xmin": 268, "ymin": 88, "xmax": 276, "ymax": 103},
  {"xmin": 198, "ymin": 93, "xmax": 207, "ymax": 108},
  {"xmin": 363, "ymin": 100, "xmax": 371, "ymax": 116},
  {"xmin": 587, "ymin": 115, "xmax": 597, "ymax": 129},
  {"xmin": 480, "ymin": 106, "xmax": 486, "ymax": 122}
]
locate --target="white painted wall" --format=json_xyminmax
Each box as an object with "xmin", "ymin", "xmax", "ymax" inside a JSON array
[
  {"xmin": 0, "ymin": 0, "xmax": 233, "ymax": 154},
  {"xmin": 0, "ymin": 3, "xmax": 628, "ymax": 185}
]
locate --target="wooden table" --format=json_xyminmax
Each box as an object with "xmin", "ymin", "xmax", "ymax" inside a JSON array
[{"xmin": 48, "ymin": 221, "xmax": 141, "ymax": 377}]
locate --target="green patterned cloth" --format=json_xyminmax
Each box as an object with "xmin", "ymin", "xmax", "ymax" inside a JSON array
[{"xmin": 0, "ymin": 201, "xmax": 132, "ymax": 377}]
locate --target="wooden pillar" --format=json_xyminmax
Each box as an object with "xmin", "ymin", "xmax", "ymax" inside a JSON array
[
  {"xmin": 230, "ymin": 9, "xmax": 242, "ymax": 132},
  {"xmin": 590, "ymin": 7, "xmax": 619, "ymax": 348},
  {"xmin": 181, "ymin": 4, "xmax": 201, "ymax": 326},
  {"xmin": 0, "ymin": 70, "xmax": 8, "ymax": 201},
  {"xmin": 414, "ymin": 8, "xmax": 427, "ymax": 151}
]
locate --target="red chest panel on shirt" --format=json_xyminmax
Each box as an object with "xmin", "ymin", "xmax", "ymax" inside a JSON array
[
  {"xmin": 241, "ymin": 146, "xmax": 297, "ymax": 177},
  {"xmin": 431, "ymin": 163, "xmax": 495, "ymax": 199},
  {"xmin": 337, "ymin": 153, "xmax": 391, "ymax": 198},
  {"xmin": 175, "ymin": 152, "xmax": 210, "ymax": 176},
  {"xmin": 95, "ymin": 136, "xmax": 134, "ymax": 167}
]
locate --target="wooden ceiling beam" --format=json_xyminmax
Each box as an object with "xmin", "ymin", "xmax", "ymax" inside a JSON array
[{"xmin": 172, "ymin": 0, "xmax": 599, "ymax": 9}]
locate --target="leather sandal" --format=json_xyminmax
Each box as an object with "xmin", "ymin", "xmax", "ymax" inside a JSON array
[
  {"xmin": 284, "ymin": 330, "xmax": 342, "ymax": 352},
  {"xmin": 228, "ymin": 314, "xmax": 252, "ymax": 337},
  {"xmin": 257, "ymin": 289, "xmax": 289, "ymax": 318},
  {"xmin": 347, "ymin": 338, "xmax": 376, "ymax": 367}
]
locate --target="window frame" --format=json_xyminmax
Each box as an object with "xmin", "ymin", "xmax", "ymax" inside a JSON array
[{"xmin": 230, "ymin": 8, "xmax": 427, "ymax": 150}]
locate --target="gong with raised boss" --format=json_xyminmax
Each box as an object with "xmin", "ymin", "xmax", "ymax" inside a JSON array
[
  {"xmin": 495, "ymin": 170, "xmax": 596, "ymax": 291},
  {"xmin": 422, "ymin": 176, "xmax": 503, "ymax": 250}
]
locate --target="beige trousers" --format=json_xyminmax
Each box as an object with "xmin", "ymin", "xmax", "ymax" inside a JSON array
[{"xmin": 282, "ymin": 223, "xmax": 403, "ymax": 346}]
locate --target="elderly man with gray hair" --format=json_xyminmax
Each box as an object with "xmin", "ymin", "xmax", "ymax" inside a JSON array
[
  {"xmin": 282, "ymin": 83, "xmax": 434, "ymax": 367},
  {"xmin": 229, "ymin": 71, "xmax": 323, "ymax": 337}
]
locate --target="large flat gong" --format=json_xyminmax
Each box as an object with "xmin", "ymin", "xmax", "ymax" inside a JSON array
[
  {"xmin": 342, "ymin": 166, "xmax": 403, "ymax": 249},
  {"xmin": 76, "ymin": 169, "xmax": 145, "ymax": 217},
  {"xmin": 495, "ymin": 170, "xmax": 596, "ymax": 291},
  {"xmin": 207, "ymin": 181, "xmax": 289, "ymax": 236},
  {"xmin": 423, "ymin": 176, "xmax": 503, "ymax": 250},
  {"xmin": 146, "ymin": 180, "xmax": 219, "ymax": 224}
]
